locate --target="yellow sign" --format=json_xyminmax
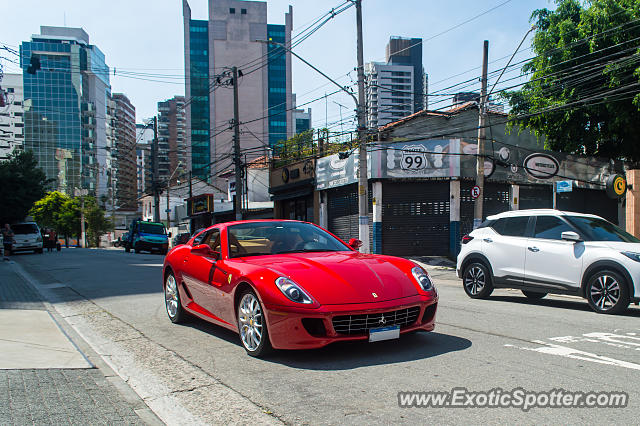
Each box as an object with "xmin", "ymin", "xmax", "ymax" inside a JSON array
[{"xmin": 614, "ymin": 176, "xmax": 626, "ymax": 196}]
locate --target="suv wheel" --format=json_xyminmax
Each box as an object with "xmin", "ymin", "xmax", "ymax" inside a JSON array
[
  {"xmin": 463, "ymin": 262, "xmax": 494, "ymax": 299},
  {"xmin": 586, "ymin": 270, "xmax": 629, "ymax": 314}
]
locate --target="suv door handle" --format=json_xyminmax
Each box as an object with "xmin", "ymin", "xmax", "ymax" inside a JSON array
[
  {"xmin": 483, "ymin": 238, "xmax": 493, "ymax": 243},
  {"xmin": 528, "ymin": 246, "xmax": 540, "ymax": 252}
]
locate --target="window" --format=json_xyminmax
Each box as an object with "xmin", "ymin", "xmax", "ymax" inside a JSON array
[
  {"xmin": 241, "ymin": 8, "xmax": 247, "ymax": 14},
  {"xmin": 229, "ymin": 7, "xmax": 235, "ymax": 13},
  {"xmin": 492, "ymin": 217, "xmax": 529, "ymax": 237},
  {"xmin": 566, "ymin": 216, "xmax": 640, "ymax": 242},
  {"xmin": 534, "ymin": 216, "xmax": 573, "ymax": 240},
  {"xmin": 201, "ymin": 229, "xmax": 221, "ymax": 252}
]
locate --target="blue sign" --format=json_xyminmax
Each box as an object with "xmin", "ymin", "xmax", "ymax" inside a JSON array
[{"xmin": 556, "ymin": 180, "xmax": 573, "ymax": 193}]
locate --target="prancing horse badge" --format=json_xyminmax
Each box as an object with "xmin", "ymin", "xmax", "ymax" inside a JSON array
[{"xmin": 372, "ymin": 292, "xmax": 378, "ymax": 298}]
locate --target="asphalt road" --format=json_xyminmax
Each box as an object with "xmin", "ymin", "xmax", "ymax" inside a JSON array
[{"xmin": 13, "ymin": 248, "xmax": 640, "ymax": 424}]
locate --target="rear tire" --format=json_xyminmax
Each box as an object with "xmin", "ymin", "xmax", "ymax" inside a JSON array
[
  {"xmin": 462, "ymin": 262, "xmax": 494, "ymax": 299},
  {"xmin": 124, "ymin": 245, "xmax": 130, "ymax": 253},
  {"xmin": 522, "ymin": 290, "xmax": 547, "ymax": 299},
  {"xmin": 237, "ymin": 289, "xmax": 272, "ymax": 357},
  {"xmin": 586, "ymin": 270, "xmax": 629, "ymax": 314}
]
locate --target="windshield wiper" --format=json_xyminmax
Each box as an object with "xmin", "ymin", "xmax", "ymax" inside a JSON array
[
  {"xmin": 236, "ymin": 252, "xmax": 272, "ymax": 257},
  {"xmin": 273, "ymin": 249, "xmax": 335, "ymax": 254}
]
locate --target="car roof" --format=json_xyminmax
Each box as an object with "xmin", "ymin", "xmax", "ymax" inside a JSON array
[{"xmin": 486, "ymin": 209, "xmax": 602, "ymax": 220}]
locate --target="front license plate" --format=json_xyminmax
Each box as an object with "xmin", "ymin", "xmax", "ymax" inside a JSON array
[{"xmin": 369, "ymin": 325, "xmax": 400, "ymax": 342}]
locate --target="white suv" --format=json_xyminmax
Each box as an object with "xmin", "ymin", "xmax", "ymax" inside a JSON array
[
  {"xmin": 456, "ymin": 209, "xmax": 640, "ymax": 314},
  {"xmin": 11, "ymin": 222, "xmax": 43, "ymax": 254}
]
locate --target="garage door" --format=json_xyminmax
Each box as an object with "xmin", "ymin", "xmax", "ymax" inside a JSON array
[
  {"xmin": 382, "ymin": 181, "xmax": 450, "ymax": 256},
  {"xmin": 460, "ymin": 181, "xmax": 510, "ymax": 238},
  {"xmin": 327, "ymin": 184, "xmax": 373, "ymax": 244}
]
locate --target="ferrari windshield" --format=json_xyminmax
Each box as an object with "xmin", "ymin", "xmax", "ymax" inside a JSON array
[
  {"xmin": 565, "ymin": 216, "xmax": 640, "ymax": 243},
  {"xmin": 228, "ymin": 222, "xmax": 350, "ymax": 257}
]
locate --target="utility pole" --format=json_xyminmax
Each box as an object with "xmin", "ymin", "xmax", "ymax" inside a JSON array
[
  {"xmin": 355, "ymin": 0, "xmax": 370, "ymax": 253},
  {"xmin": 232, "ymin": 66, "xmax": 243, "ymax": 221},
  {"xmin": 474, "ymin": 40, "xmax": 489, "ymax": 229},
  {"xmin": 80, "ymin": 194, "xmax": 86, "ymax": 248},
  {"xmin": 152, "ymin": 116, "xmax": 160, "ymax": 222}
]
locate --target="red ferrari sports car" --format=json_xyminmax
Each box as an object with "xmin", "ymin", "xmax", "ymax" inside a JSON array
[{"xmin": 163, "ymin": 220, "xmax": 438, "ymax": 356}]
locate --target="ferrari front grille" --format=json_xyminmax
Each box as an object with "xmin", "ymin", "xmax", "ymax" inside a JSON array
[{"xmin": 332, "ymin": 306, "xmax": 421, "ymax": 335}]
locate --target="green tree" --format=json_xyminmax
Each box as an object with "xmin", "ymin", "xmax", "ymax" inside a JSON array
[
  {"xmin": 0, "ymin": 151, "xmax": 51, "ymax": 224},
  {"xmin": 505, "ymin": 0, "xmax": 640, "ymax": 162},
  {"xmin": 83, "ymin": 197, "xmax": 112, "ymax": 247},
  {"xmin": 29, "ymin": 191, "xmax": 80, "ymax": 240}
]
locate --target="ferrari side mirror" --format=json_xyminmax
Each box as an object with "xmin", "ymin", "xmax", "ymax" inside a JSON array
[
  {"xmin": 191, "ymin": 244, "xmax": 220, "ymax": 260},
  {"xmin": 348, "ymin": 238, "xmax": 363, "ymax": 250}
]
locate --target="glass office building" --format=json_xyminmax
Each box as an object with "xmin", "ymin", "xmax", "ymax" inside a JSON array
[
  {"xmin": 20, "ymin": 27, "xmax": 110, "ymax": 196},
  {"xmin": 267, "ymin": 24, "xmax": 287, "ymax": 147},
  {"xmin": 187, "ymin": 19, "xmax": 210, "ymax": 180}
]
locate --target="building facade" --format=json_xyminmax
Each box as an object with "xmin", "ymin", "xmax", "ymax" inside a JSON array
[
  {"xmin": 111, "ymin": 94, "xmax": 137, "ymax": 210},
  {"xmin": 386, "ymin": 36, "xmax": 426, "ymax": 113},
  {"xmin": 0, "ymin": 74, "xmax": 24, "ymax": 161},
  {"xmin": 157, "ymin": 96, "xmax": 186, "ymax": 185},
  {"xmin": 20, "ymin": 26, "xmax": 110, "ymax": 197},
  {"xmin": 183, "ymin": 0, "xmax": 293, "ymax": 182},
  {"xmin": 135, "ymin": 123, "xmax": 153, "ymax": 199},
  {"xmin": 365, "ymin": 62, "xmax": 415, "ymax": 129}
]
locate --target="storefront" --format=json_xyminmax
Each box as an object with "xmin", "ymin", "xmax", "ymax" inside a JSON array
[
  {"xmin": 270, "ymin": 159, "xmax": 318, "ymax": 223},
  {"xmin": 186, "ymin": 194, "xmax": 215, "ymax": 233}
]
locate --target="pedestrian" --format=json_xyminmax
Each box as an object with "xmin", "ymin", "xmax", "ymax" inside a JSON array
[
  {"xmin": 2, "ymin": 223, "xmax": 14, "ymax": 261},
  {"xmin": 47, "ymin": 228, "xmax": 56, "ymax": 252}
]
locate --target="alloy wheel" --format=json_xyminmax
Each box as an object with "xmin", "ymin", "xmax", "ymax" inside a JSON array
[
  {"xmin": 589, "ymin": 274, "xmax": 620, "ymax": 311},
  {"xmin": 238, "ymin": 293, "xmax": 263, "ymax": 351},
  {"xmin": 464, "ymin": 265, "xmax": 485, "ymax": 296},
  {"xmin": 165, "ymin": 274, "xmax": 179, "ymax": 319}
]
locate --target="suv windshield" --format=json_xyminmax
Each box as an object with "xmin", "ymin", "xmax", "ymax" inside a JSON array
[
  {"xmin": 565, "ymin": 216, "xmax": 640, "ymax": 243},
  {"xmin": 139, "ymin": 223, "xmax": 166, "ymax": 235},
  {"xmin": 12, "ymin": 224, "xmax": 39, "ymax": 234},
  {"xmin": 228, "ymin": 222, "xmax": 351, "ymax": 258}
]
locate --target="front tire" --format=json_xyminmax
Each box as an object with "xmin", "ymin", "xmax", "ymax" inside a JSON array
[
  {"xmin": 164, "ymin": 272, "xmax": 186, "ymax": 323},
  {"xmin": 134, "ymin": 243, "xmax": 141, "ymax": 254},
  {"xmin": 522, "ymin": 290, "xmax": 547, "ymax": 299},
  {"xmin": 237, "ymin": 290, "xmax": 272, "ymax": 357},
  {"xmin": 463, "ymin": 262, "xmax": 494, "ymax": 299},
  {"xmin": 586, "ymin": 270, "xmax": 629, "ymax": 314}
]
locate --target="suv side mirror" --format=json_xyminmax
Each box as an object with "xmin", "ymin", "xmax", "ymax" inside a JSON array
[
  {"xmin": 561, "ymin": 231, "xmax": 582, "ymax": 242},
  {"xmin": 190, "ymin": 244, "xmax": 220, "ymax": 260},
  {"xmin": 348, "ymin": 238, "xmax": 363, "ymax": 250},
  {"xmin": 168, "ymin": 232, "xmax": 172, "ymax": 238}
]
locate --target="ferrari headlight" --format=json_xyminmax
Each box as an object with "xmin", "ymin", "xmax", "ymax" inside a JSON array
[
  {"xmin": 412, "ymin": 266, "xmax": 434, "ymax": 292},
  {"xmin": 275, "ymin": 277, "xmax": 313, "ymax": 304}
]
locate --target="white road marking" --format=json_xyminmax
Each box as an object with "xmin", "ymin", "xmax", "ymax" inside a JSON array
[{"xmin": 505, "ymin": 340, "xmax": 640, "ymax": 370}]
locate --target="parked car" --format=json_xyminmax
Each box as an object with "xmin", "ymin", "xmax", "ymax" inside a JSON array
[
  {"xmin": 124, "ymin": 220, "xmax": 169, "ymax": 254},
  {"xmin": 163, "ymin": 220, "xmax": 438, "ymax": 357},
  {"xmin": 11, "ymin": 222, "xmax": 43, "ymax": 254},
  {"xmin": 172, "ymin": 232, "xmax": 191, "ymax": 247},
  {"xmin": 457, "ymin": 209, "xmax": 640, "ymax": 314}
]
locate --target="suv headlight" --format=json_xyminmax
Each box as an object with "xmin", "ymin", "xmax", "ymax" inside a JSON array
[
  {"xmin": 622, "ymin": 251, "xmax": 640, "ymax": 262},
  {"xmin": 36, "ymin": 235, "xmax": 42, "ymax": 242},
  {"xmin": 412, "ymin": 266, "xmax": 434, "ymax": 292},
  {"xmin": 275, "ymin": 277, "xmax": 313, "ymax": 304}
]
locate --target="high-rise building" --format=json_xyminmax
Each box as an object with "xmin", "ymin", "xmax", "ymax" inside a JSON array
[
  {"xmin": 0, "ymin": 74, "xmax": 25, "ymax": 161},
  {"xmin": 183, "ymin": 0, "xmax": 293, "ymax": 182},
  {"xmin": 157, "ymin": 96, "xmax": 186, "ymax": 185},
  {"xmin": 365, "ymin": 36, "xmax": 428, "ymax": 129},
  {"xmin": 135, "ymin": 123, "xmax": 153, "ymax": 199},
  {"xmin": 20, "ymin": 26, "xmax": 110, "ymax": 196},
  {"xmin": 291, "ymin": 94, "xmax": 312, "ymax": 134},
  {"xmin": 111, "ymin": 94, "xmax": 137, "ymax": 210},
  {"xmin": 386, "ymin": 36, "xmax": 426, "ymax": 113},
  {"xmin": 365, "ymin": 62, "xmax": 415, "ymax": 128}
]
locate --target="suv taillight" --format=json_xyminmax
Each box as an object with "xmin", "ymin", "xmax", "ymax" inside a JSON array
[{"xmin": 461, "ymin": 235, "xmax": 474, "ymax": 244}]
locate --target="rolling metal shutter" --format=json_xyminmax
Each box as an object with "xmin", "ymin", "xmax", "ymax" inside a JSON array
[
  {"xmin": 460, "ymin": 181, "xmax": 510, "ymax": 237},
  {"xmin": 557, "ymin": 188, "xmax": 619, "ymax": 224},
  {"xmin": 519, "ymin": 184, "xmax": 552, "ymax": 210},
  {"xmin": 327, "ymin": 184, "xmax": 373, "ymax": 244},
  {"xmin": 382, "ymin": 181, "xmax": 450, "ymax": 256}
]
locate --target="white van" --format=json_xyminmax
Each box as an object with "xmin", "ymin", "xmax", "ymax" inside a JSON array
[{"xmin": 11, "ymin": 222, "xmax": 43, "ymax": 254}]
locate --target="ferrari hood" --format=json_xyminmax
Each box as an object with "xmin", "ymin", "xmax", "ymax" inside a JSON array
[{"xmin": 247, "ymin": 252, "xmax": 420, "ymax": 304}]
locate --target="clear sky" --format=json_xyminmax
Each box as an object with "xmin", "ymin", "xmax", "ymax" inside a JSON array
[{"xmin": 2, "ymin": 0, "xmax": 555, "ymax": 131}]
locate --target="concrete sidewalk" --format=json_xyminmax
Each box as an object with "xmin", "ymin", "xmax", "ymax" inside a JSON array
[{"xmin": 0, "ymin": 260, "xmax": 162, "ymax": 425}]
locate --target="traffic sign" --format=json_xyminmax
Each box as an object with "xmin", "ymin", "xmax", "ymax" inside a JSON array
[
  {"xmin": 471, "ymin": 185, "xmax": 481, "ymax": 199},
  {"xmin": 556, "ymin": 180, "xmax": 573, "ymax": 193}
]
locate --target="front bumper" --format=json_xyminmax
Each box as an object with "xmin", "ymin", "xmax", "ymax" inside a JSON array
[
  {"xmin": 135, "ymin": 240, "xmax": 168, "ymax": 252},
  {"xmin": 12, "ymin": 242, "xmax": 42, "ymax": 251},
  {"xmin": 264, "ymin": 294, "xmax": 438, "ymax": 350}
]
